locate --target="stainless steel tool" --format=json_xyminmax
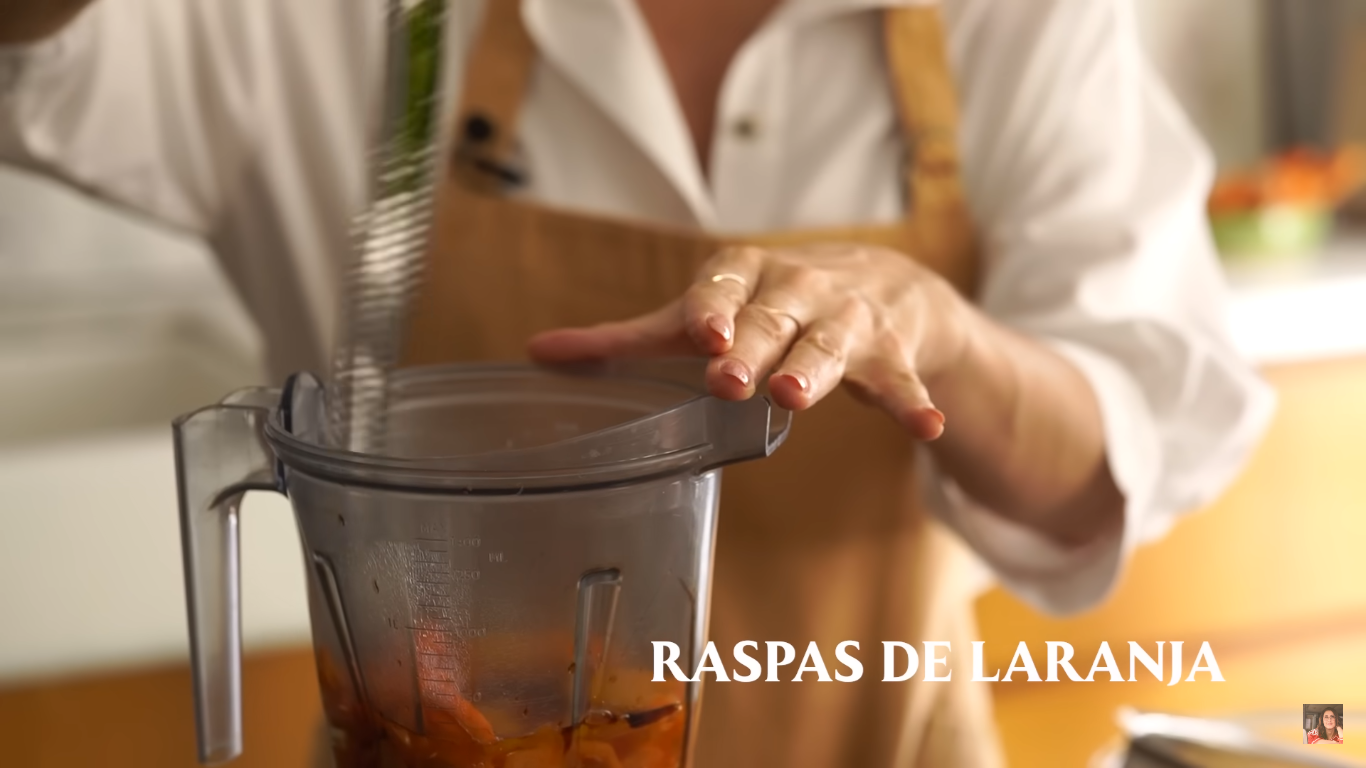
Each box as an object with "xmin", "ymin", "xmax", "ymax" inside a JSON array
[{"xmin": 329, "ymin": 0, "xmax": 449, "ymax": 454}]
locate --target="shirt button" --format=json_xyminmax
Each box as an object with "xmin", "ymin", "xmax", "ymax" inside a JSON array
[{"xmin": 731, "ymin": 116, "xmax": 761, "ymax": 140}]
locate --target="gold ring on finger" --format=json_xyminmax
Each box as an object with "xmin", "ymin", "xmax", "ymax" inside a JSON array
[{"xmin": 709, "ymin": 273, "xmax": 749, "ymax": 288}]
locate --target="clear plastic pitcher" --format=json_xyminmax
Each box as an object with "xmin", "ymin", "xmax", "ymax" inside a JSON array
[{"xmin": 174, "ymin": 361, "xmax": 789, "ymax": 767}]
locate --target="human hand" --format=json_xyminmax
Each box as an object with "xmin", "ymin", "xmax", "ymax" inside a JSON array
[{"xmin": 526, "ymin": 244, "xmax": 974, "ymax": 441}]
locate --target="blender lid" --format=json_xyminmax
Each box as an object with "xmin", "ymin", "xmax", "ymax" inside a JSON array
[{"xmin": 264, "ymin": 359, "xmax": 790, "ymax": 493}]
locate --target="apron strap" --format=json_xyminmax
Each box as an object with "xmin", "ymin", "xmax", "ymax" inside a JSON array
[
  {"xmin": 452, "ymin": 0, "xmax": 537, "ymax": 192},
  {"xmin": 884, "ymin": 6, "xmax": 969, "ymax": 218}
]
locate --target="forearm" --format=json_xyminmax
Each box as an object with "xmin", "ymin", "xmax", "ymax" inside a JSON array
[
  {"xmin": 925, "ymin": 303, "xmax": 1124, "ymax": 548},
  {"xmin": 0, "ymin": 0, "xmax": 92, "ymax": 45}
]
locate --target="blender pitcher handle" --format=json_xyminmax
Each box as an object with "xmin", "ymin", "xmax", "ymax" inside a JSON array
[{"xmin": 173, "ymin": 389, "xmax": 281, "ymax": 764}]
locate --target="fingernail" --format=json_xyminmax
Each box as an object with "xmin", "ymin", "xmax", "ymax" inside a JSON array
[
  {"xmin": 925, "ymin": 407, "xmax": 945, "ymax": 431},
  {"xmin": 917, "ymin": 407, "xmax": 946, "ymax": 439},
  {"xmin": 776, "ymin": 372, "xmax": 808, "ymax": 392},
  {"xmin": 706, "ymin": 314, "xmax": 732, "ymax": 342},
  {"xmin": 719, "ymin": 359, "xmax": 751, "ymax": 387}
]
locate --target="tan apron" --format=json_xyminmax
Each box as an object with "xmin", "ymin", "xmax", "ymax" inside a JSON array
[{"xmin": 401, "ymin": 2, "xmax": 1005, "ymax": 765}]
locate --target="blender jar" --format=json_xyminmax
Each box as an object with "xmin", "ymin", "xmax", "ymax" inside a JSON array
[{"xmin": 174, "ymin": 361, "xmax": 789, "ymax": 767}]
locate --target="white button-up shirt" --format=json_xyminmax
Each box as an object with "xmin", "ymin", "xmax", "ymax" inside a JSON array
[{"xmin": 0, "ymin": 0, "xmax": 1275, "ymax": 614}]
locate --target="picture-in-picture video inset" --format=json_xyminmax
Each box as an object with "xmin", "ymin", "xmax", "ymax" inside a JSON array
[{"xmin": 1305, "ymin": 704, "xmax": 1345, "ymax": 744}]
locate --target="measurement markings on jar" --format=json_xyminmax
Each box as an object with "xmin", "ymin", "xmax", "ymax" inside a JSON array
[{"xmin": 407, "ymin": 537, "xmax": 485, "ymax": 711}]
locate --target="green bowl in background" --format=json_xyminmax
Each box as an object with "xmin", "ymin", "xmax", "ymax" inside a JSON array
[{"xmin": 1210, "ymin": 205, "xmax": 1332, "ymax": 264}]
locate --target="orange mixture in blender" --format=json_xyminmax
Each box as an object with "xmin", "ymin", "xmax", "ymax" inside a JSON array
[{"xmin": 317, "ymin": 650, "xmax": 688, "ymax": 768}]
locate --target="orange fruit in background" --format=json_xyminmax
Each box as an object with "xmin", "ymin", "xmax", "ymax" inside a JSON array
[{"xmin": 1208, "ymin": 144, "xmax": 1366, "ymax": 214}]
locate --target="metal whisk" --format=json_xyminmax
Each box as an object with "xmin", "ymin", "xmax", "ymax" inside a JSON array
[{"xmin": 328, "ymin": 0, "xmax": 448, "ymax": 453}]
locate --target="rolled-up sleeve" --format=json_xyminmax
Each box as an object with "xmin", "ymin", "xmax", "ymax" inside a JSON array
[
  {"xmin": 929, "ymin": 0, "xmax": 1278, "ymax": 614},
  {"xmin": 0, "ymin": 0, "xmax": 258, "ymax": 234}
]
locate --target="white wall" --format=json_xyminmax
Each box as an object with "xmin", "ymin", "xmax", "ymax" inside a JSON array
[
  {"xmin": 1133, "ymin": 0, "xmax": 1268, "ymax": 169},
  {"xmin": 0, "ymin": 168, "xmax": 294, "ymax": 685},
  {"xmin": 0, "ymin": 167, "xmax": 265, "ymax": 444}
]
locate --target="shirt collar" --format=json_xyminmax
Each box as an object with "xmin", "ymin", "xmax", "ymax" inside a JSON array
[
  {"xmin": 518, "ymin": 0, "xmax": 937, "ymax": 227},
  {"xmin": 523, "ymin": 0, "xmax": 717, "ymax": 226}
]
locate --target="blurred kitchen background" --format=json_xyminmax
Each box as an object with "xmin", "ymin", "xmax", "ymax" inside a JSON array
[{"xmin": 3, "ymin": 1, "xmax": 1366, "ymax": 766}]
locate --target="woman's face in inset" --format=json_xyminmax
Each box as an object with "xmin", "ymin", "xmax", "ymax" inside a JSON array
[{"xmin": 1323, "ymin": 710, "xmax": 1338, "ymax": 732}]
